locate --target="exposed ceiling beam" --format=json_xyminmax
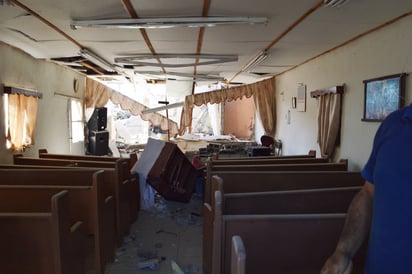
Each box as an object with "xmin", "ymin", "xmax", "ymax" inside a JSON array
[
  {"xmin": 121, "ymin": 0, "xmax": 166, "ymax": 74},
  {"xmin": 228, "ymin": 0, "xmax": 324, "ymax": 84}
]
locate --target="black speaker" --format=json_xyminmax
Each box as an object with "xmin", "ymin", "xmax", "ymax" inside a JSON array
[
  {"xmin": 88, "ymin": 130, "xmax": 109, "ymax": 156},
  {"xmin": 88, "ymin": 107, "xmax": 107, "ymax": 131}
]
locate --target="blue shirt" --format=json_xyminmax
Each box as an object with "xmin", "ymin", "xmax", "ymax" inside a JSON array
[{"xmin": 361, "ymin": 103, "xmax": 412, "ymax": 274}]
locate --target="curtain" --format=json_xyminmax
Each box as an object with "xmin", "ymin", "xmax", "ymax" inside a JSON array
[
  {"xmin": 181, "ymin": 77, "xmax": 276, "ymax": 135},
  {"xmin": 207, "ymin": 103, "xmax": 222, "ymax": 136},
  {"xmin": 86, "ymin": 78, "xmax": 179, "ymax": 136},
  {"xmin": 317, "ymin": 93, "xmax": 342, "ymax": 159},
  {"xmin": 6, "ymin": 93, "xmax": 39, "ymax": 151},
  {"xmin": 253, "ymin": 80, "xmax": 276, "ymax": 137}
]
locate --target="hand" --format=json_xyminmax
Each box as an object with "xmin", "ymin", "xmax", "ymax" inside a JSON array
[{"xmin": 320, "ymin": 250, "xmax": 353, "ymax": 274}]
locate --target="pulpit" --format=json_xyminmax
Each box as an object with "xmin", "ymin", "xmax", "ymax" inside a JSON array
[{"xmin": 134, "ymin": 138, "xmax": 198, "ymax": 203}]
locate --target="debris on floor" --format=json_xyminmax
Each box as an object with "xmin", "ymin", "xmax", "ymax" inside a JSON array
[
  {"xmin": 138, "ymin": 258, "xmax": 161, "ymax": 270},
  {"xmin": 171, "ymin": 260, "xmax": 184, "ymax": 274},
  {"xmin": 106, "ymin": 193, "xmax": 203, "ymax": 274}
]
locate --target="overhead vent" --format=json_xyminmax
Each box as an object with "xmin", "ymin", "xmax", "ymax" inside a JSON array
[{"xmin": 324, "ymin": 0, "xmax": 350, "ymax": 7}]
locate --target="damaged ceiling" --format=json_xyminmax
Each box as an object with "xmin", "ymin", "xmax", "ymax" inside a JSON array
[{"xmin": 0, "ymin": 0, "xmax": 411, "ymax": 90}]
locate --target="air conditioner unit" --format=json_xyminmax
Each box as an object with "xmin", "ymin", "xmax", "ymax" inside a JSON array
[{"xmin": 324, "ymin": 0, "xmax": 349, "ymax": 7}]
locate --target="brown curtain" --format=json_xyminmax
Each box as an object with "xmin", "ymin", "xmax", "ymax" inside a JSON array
[
  {"xmin": 252, "ymin": 78, "xmax": 276, "ymax": 137},
  {"xmin": 86, "ymin": 78, "xmax": 179, "ymax": 136},
  {"xmin": 317, "ymin": 93, "xmax": 341, "ymax": 159},
  {"xmin": 6, "ymin": 93, "xmax": 39, "ymax": 151},
  {"xmin": 181, "ymin": 77, "xmax": 276, "ymax": 135}
]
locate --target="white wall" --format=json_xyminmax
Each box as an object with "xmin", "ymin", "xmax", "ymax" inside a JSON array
[
  {"xmin": 0, "ymin": 42, "xmax": 86, "ymax": 164},
  {"xmin": 276, "ymin": 15, "xmax": 412, "ymax": 171}
]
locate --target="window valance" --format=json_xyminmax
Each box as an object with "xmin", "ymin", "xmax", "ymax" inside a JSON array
[
  {"xmin": 181, "ymin": 77, "xmax": 276, "ymax": 135},
  {"xmin": 3, "ymin": 86, "xmax": 42, "ymax": 99},
  {"xmin": 86, "ymin": 79, "xmax": 179, "ymax": 135}
]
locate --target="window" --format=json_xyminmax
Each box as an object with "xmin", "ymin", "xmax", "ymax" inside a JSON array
[
  {"xmin": 3, "ymin": 92, "xmax": 39, "ymax": 151},
  {"xmin": 69, "ymin": 99, "xmax": 84, "ymax": 143}
]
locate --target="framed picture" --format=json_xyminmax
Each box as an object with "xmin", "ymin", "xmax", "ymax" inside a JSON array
[{"xmin": 362, "ymin": 73, "xmax": 407, "ymax": 122}]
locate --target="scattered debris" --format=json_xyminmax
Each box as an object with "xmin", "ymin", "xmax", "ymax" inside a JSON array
[
  {"xmin": 138, "ymin": 258, "xmax": 161, "ymax": 270},
  {"xmin": 156, "ymin": 229, "xmax": 178, "ymax": 237},
  {"xmin": 171, "ymin": 261, "xmax": 201, "ymax": 274},
  {"xmin": 171, "ymin": 260, "xmax": 184, "ymax": 274}
]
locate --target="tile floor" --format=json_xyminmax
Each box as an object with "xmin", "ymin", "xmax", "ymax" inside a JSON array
[{"xmin": 105, "ymin": 194, "xmax": 203, "ymax": 274}]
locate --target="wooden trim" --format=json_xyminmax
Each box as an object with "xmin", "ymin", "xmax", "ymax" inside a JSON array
[
  {"xmin": 229, "ymin": 0, "xmax": 324, "ymax": 83},
  {"xmin": 3, "ymin": 86, "xmax": 43, "ymax": 99},
  {"xmin": 277, "ymin": 10, "xmax": 412, "ymax": 78},
  {"xmin": 10, "ymin": 0, "xmax": 83, "ymax": 49},
  {"xmin": 310, "ymin": 85, "xmax": 344, "ymax": 98},
  {"xmin": 121, "ymin": 0, "xmax": 166, "ymax": 74}
]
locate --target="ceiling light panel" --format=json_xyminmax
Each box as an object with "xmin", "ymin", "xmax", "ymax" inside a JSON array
[
  {"xmin": 115, "ymin": 54, "xmax": 238, "ymax": 68},
  {"xmin": 71, "ymin": 17, "xmax": 268, "ymax": 29}
]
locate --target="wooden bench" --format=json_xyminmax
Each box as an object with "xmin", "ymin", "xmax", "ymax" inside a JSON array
[
  {"xmin": 203, "ymin": 176, "xmax": 365, "ymax": 274},
  {"xmin": 38, "ymin": 148, "xmax": 138, "ymax": 170},
  {"xmin": 0, "ymin": 190, "xmax": 86, "ymax": 274},
  {"xmin": 12, "ymin": 155, "xmax": 138, "ymax": 245},
  {"xmin": 209, "ymin": 159, "xmax": 348, "ymax": 173},
  {"xmin": 208, "ymin": 156, "xmax": 328, "ymax": 166},
  {"xmin": 204, "ymin": 170, "xmax": 364, "ymax": 204},
  {"xmin": 211, "ymin": 189, "xmax": 367, "ymax": 274},
  {"xmin": 215, "ymin": 149, "xmax": 316, "ymax": 160},
  {"xmin": 0, "ymin": 169, "xmax": 115, "ymax": 274},
  {"xmin": 220, "ymin": 213, "xmax": 366, "ymax": 274}
]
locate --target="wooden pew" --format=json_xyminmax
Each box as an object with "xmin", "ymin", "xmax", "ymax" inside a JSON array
[
  {"xmin": 0, "ymin": 169, "xmax": 115, "ymax": 274},
  {"xmin": 203, "ymin": 176, "xmax": 365, "ymax": 274},
  {"xmin": 0, "ymin": 190, "xmax": 86, "ymax": 274},
  {"xmin": 38, "ymin": 150, "xmax": 141, "ymax": 235},
  {"xmin": 215, "ymin": 149, "xmax": 316, "ymax": 160},
  {"xmin": 204, "ymin": 170, "xmax": 364, "ymax": 204},
  {"xmin": 208, "ymin": 156, "xmax": 328, "ymax": 166},
  {"xmin": 209, "ymin": 159, "xmax": 348, "ymax": 173},
  {"xmin": 38, "ymin": 148, "xmax": 138, "ymax": 170},
  {"xmin": 212, "ymin": 190, "xmax": 367, "ymax": 274},
  {"xmin": 12, "ymin": 155, "xmax": 137, "ymax": 245},
  {"xmin": 222, "ymin": 186, "xmax": 361, "ymax": 215},
  {"xmin": 221, "ymin": 213, "xmax": 366, "ymax": 274}
]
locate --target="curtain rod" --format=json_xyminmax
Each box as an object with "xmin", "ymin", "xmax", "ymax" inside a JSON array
[{"xmin": 3, "ymin": 86, "xmax": 43, "ymax": 99}]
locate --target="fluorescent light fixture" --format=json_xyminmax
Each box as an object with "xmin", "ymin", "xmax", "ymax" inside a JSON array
[
  {"xmin": 71, "ymin": 17, "xmax": 268, "ymax": 30},
  {"xmin": 324, "ymin": 0, "xmax": 350, "ymax": 7},
  {"xmin": 134, "ymin": 71, "xmax": 226, "ymax": 82},
  {"xmin": 242, "ymin": 50, "xmax": 270, "ymax": 72},
  {"xmin": 79, "ymin": 48, "xmax": 116, "ymax": 72},
  {"xmin": 115, "ymin": 54, "xmax": 238, "ymax": 68}
]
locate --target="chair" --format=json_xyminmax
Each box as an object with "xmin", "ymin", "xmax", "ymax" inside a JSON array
[{"xmin": 260, "ymin": 135, "xmax": 282, "ymax": 156}]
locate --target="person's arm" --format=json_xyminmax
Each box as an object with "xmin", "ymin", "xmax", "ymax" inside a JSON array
[{"xmin": 320, "ymin": 181, "xmax": 374, "ymax": 274}]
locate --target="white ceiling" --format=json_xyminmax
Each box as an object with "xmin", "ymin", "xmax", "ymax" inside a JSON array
[{"xmin": 1, "ymin": 0, "xmax": 412, "ymax": 89}]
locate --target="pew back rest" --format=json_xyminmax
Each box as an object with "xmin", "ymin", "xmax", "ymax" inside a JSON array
[
  {"xmin": 205, "ymin": 170, "xmax": 362, "ymax": 204},
  {"xmin": 38, "ymin": 148, "xmax": 137, "ymax": 168},
  {"xmin": 0, "ymin": 190, "xmax": 85, "ymax": 274},
  {"xmin": 223, "ymin": 186, "xmax": 362, "ymax": 214},
  {"xmin": 222, "ymin": 214, "xmax": 366, "ymax": 274},
  {"xmin": 210, "ymin": 157, "xmax": 328, "ymax": 166}
]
